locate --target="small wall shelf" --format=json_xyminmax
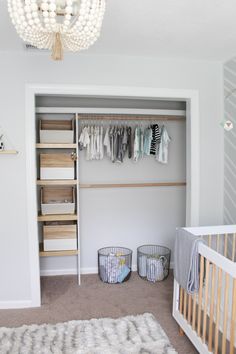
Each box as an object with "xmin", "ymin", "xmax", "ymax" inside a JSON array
[
  {"xmin": 0, "ymin": 150, "xmax": 18, "ymax": 155},
  {"xmin": 38, "ymin": 214, "xmax": 78, "ymax": 222},
  {"xmin": 36, "ymin": 143, "xmax": 77, "ymax": 149}
]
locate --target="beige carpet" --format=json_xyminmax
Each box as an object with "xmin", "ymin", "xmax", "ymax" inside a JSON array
[{"xmin": 0, "ymin": 272, "xmax": 197, "ymax": 354}]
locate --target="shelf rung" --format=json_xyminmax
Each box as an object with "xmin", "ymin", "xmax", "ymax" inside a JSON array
[
  {"xmin": 38, "ymin": 214, "xmax": 78, "ymax": 222},
  {"xmin": 40, "ymin": 249, "xmax": 79, "ymax": 257},
  {"xmin": 36, "ymin": 143, "xmax": 77, "ymax": 149},
  {"xmin": 37, "ymin": 180, "xmax": 78, "ymax": 186}
]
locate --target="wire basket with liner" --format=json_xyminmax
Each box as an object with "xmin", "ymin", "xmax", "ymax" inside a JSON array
[
  {"xmin": 98, "ymin": 247, "xmax": 132, "ymax": 284},
  {"xmin": 137, "ymin": 245, "xmax": 171, "ymax": 282}
]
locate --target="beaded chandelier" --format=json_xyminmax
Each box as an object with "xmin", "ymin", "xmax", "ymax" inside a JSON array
[{"xmin": 7, "ymin": 0, "xmax": 106, "ymax": 60}]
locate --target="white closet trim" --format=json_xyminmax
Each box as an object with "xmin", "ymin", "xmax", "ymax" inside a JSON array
[{"xmin": 22, "ymin": 84, "xmax": 199, "ymax": 310}]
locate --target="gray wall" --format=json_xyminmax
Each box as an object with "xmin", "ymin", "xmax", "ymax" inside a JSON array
[
  {"xmin": 0, "ymin": 52, "xmax": 223, "ymax": 306},
  {"xmin": 224, "ymin": 58, "xmax": 236, "ymax": 224}
]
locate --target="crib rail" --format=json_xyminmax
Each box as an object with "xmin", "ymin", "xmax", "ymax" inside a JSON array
[{"xmin": 173, "ymin": 226, "xmax": 236, "ymax": 354}]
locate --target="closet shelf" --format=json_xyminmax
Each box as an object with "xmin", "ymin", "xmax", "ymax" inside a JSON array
[
  {"xmin": 38, "ymin": 214, "xmax": 78, "ymax": 222},
  {"xmin": 37, "ymin": 179, "xmax": 78, "ymax": 186},
  {"xmin": 39, "ymin": 244, "xmax": 79, "ymax": 257},
  {"xmin": 80, "ymin": 182, "xmax": 186, "ymax": 189},
  {"xmin": 36, "ymin": 143, "xmax": 77, "ymax": 149}
]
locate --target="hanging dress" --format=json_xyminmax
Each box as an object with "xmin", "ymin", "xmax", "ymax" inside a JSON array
[{"xmin": 156, "ymin": 125, "xmax": 171, "ymax": 164}]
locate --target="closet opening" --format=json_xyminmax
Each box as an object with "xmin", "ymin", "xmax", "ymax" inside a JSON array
[{"xmin": 25, "ymin": 85, "xmax": 199, "ymax": 307}]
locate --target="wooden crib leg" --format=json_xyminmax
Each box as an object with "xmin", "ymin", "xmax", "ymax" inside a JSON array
[
  {"xmin": 230, "ymin": 279, "xmax": 236, "ymax": 354},
  {"xmin": 179, "ymin": 326, "xmax": 185, "ymax": 336}
]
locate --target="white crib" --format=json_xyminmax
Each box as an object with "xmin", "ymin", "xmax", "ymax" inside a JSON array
[{"xmin": 173, "ymin": 225, "xmax": 236, "ymax": 354}]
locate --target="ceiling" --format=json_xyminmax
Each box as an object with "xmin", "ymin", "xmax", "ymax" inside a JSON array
[{"xmin": 1, "ymin": 0, "xmax": 236, "ymax": 61}]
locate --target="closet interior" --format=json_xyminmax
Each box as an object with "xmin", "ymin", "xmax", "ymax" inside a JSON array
[{"xmin": 35, "ymin": 96, "xmax": 187, "ymax": 285}]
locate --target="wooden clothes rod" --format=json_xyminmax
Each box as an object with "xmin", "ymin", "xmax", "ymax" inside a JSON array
[
  {"xmin": 77, "ymin": 114, "xmax": 185, "ymax": 121},
  {"xmin": 80, "ymin": 182, "xmax": 186, "ymax": 189}
]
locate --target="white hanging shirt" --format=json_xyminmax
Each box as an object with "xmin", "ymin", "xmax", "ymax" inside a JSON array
[
  {"xmin": 79, "ymin": 126, "xmax": 90, "ymax": 148},
  {"xmin": 99, "ymin": 126, "xmax": 104, "ymax": 160},
  {"xmin": 156, "ymin": 126, "xmax": 171, "ymax": 164},
  {"xmin": 94, "ymin": 126, "xmax": 100, "ymax": 160},
  {"xmin": 104, "ymin": 126, "xmax": 111, "ymax": 158}
]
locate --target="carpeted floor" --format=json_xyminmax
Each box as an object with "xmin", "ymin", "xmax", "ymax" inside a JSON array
[{"xmin": 0, "ymin": 272, "xmax": 197, "ymax": 354}]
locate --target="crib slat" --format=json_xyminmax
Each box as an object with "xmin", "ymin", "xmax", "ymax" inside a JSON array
[
  {"xmin": 179, "ymin": 286, "xmax": 183, "ymax": 314},
  {"xmin": 230, "ymin": 279, "xmax": 236, "ymax": 354},
  {"xmin": 192, "ymin": 292, "xmax": 197, "ymax": 331},
  {"xmin": 232, "ymin": 233, "xmax": 236, "ymax": 261},
  {"xmin": 217, "ymin": 234, "xmax": 220, "ymax": 252},
  {"xmin": 222, "ymin": 273, "xmax": 229, "ymax": 354},
  {"xmin": 203, "ymin": 259, "xmax": 210, "ymax": 343},
  {"xmin": 214, "ymin": 267, "xmax": 222, "ymax": 354},
  {"xmin": 224, "ymin": 233, "xmax": 228, "ymax": 257},
  {"xmin": 208, "ymin": 263, "xmax": 216, "ymax": 352},
  {"xmin": 208, "ymin": 234, "xmax": 212, "ymax": 247},
  {"xmin": 188, "ymin": 294, "xmax": 192, "ymax": 323},
  {"xmin": 183, "ymin": 290, "xmax": 187, "ymax": 319},
  {"xmin": 197, "ymin": 255, "xmax": 204, "ymax": 337}
]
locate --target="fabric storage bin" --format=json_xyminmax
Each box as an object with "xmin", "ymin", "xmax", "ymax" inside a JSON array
[
  {"xmin": 98, "ymin": 247, "xmax": 132, "ymax": 284},
  {"xmin": 43, "ymin": 223, "xmax": 77, "ymax": 251},
  {"xmin": 41, "ymin": 186, "xmax": 75, "ymax": 215},
  {"xmin": 40, "ymin": 153, "xmax": 75, "ymax": 180},
  {"xmin": 137, "ymin": 245, "xmax": 171, "ymax": 282},
  {"xmin": 39, "ymin": 119, "xmax": 75, "ymax": 143}
]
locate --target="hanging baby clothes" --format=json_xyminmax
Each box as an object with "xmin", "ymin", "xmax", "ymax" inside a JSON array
[
  {"xmin": 156, "ymin": 125, "xmax": 171, "ymax": 164},
  {"xmin": 133, "ymin": 126, "xmax": 144, "ymax": 162},
  {"xmin": 143, "ymin": 127, "xmax": 152, "ymax": 156},
  {"xmin": 79, "ymin": 122, "xmax": 171, "ymax": 164},
  {"xmin": 94, "ymin": 126, "xmax": 99, "ymax": 159},
  {"xmin": 79, "ymin": 125, "xmax": 104, "ymax": 161},
  {"xmin": 140, "ymin": 128, "xmax": 144, "ymax": 159},
  {"xmin": 88, "ymin": 126, "xmax": 94, "ymax": 160},
  {"xmin": 116, "ymin": 126, "xmax": 123, "ymax": 163},
  {"xmin": 122, "ymin": 127, "xmax": 128, "ymax": 158},
  {"xmin": 113, "ymin": 127, "xmax": 118, "ymax": 163},
  {"xmin": 133, "ymin": 127, "xmax": 140, "ymax": 162},
  {"xmin": 103, "ymin": 126, "xmax": 111, "ymax": 158},
  {"xmin": 127, "ymin": 127, "xmax": 132, "ymax": 159},
  {"xmin": 133, "ymin": 127, "xmax": 138, "ymax": 162},
  {"xmin": 78, "ymin": 125, "xmax": 92, "ymax": 160},
  {"xmin": 98, "ymin": 126, "xmax": 104, "ymax": 160},
  {"xmin": 79, "ymin": 126, "xmax": 90, "ymax": 151},
  {"xmin": 104, "ymin": 126, "xmax": 130, "ymax": 163},
  {"xmin": 150, "ymin": 124, "xmax": 161, "ymax": 155}
]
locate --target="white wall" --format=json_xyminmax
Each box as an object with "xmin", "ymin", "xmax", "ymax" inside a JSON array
[
  {"xmin": 224, "ymin": 57, "xmax": 236, "ymax": 224},
  {"xmin": 0, "ymin": 52, "xmax": 223, "ymax": 306}
]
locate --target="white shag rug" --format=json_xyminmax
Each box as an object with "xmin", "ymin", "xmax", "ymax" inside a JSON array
[{"xmin": 0, "ymin": 313, "xmax": 178, "ymax": 354}]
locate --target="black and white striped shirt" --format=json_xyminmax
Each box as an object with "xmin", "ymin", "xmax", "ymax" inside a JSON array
[{"xmin": 150, "ymin": 124, "xmax": 161, "ymax": 155}]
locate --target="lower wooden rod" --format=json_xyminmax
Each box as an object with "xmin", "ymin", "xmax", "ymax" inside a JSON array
[{"xmin": 80, "ymin": 182, "xmax": 186, "ymax": 189}]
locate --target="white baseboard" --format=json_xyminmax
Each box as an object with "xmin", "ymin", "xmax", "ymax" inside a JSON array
[
  {"xmin": 40, "ymin": 263, "xmax": 173, "ymax": 277},
  {"xmin": 40, "ymin": 268, "xmax": 78, "ymax": 276},
  {"xmin": 0, "ymin": 300, "xmax": 33, "ymax": 309}
]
